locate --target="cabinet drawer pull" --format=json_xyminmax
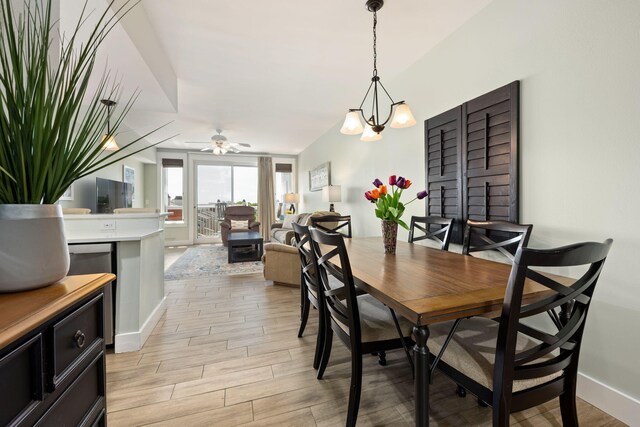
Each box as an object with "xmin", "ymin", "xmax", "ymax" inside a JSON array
[{"xmin": 73, "ymin": 330, "xmax": 86, "ymax": 348}]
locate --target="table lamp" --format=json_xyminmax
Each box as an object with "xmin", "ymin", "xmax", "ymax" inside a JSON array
[
  {"xmin": 284, "ymin": 192, "xmax": 300, "ymax": 214},
  {"xmin": 322, "ymin": 185, "xmax": 342, "ymax": 212}
]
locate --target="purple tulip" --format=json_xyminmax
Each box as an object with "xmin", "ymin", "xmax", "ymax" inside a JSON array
[
  {"xmin": 417, "ymin": 190, "xmax": 428, "ymax": 200},
  {"xmin": 364, "ymin": 191, "xmax": 373, "ymax": 201},
  {"xmin": 396, "ymin": 177, "xmax": 406, "ymax": 189},
  {"xmin": 372, "ymin": 178, "xmax": 383, "ymax": 188},
  {"xmin": 389, "ymin": 175, "xmax": 397, "ymax": 186}
]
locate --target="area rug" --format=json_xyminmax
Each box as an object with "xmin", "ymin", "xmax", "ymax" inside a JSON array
[{"xmin": 164, "ymin": 244, "xmax": 263, "ymax": 281}]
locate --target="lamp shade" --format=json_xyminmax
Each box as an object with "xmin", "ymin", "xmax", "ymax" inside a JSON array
[
  {"xmin": 360, "ymin": 124, "xmax": 382, "ymax": 142},
  {"xmin": 340, "ymin": 111, "xmax": 364, "ymax": 135},
  {"xmin": 284, "ymin": 193, "xmax": 300, "ymax": 204},
  {"xmin": 390, "ymin": 102, "xmax": 417, "ymax": 128},
  {"xmin": 322, "ymin": 185, "xmax": 342, "ymax": 203},
  {"xmin": 102, "ymin": 134, "xmax": 119, "ymax": 151}
]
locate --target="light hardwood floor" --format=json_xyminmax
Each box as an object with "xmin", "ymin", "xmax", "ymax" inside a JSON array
[{"xmin": 106, "ymin": 273, "xmax": 626, "ymax": 426}]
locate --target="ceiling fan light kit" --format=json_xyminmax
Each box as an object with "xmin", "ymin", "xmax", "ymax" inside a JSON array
[
  {"xmin": 194, "ymin": 129, "xmax": 251, "ymax": 155},
  {"xmin": 340, "ymin": 0, "xmax": 416, "ymax": 141}
]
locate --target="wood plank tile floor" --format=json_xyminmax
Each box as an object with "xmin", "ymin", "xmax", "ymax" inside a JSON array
[{"xmin": 106, "ymin": 273, "xmax": 626, "ymax": 426}]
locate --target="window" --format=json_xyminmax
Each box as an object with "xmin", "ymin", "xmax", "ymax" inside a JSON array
[
  {"xmin": 275, "ymin": 163, "xmax": 293, "ymax": 219},
  {"xmin": 196, "ymin": 164, "xmax": 257, "ymax": 205},
  {"xmin": 197, "ymin": 165, "xmax": 232, "ymax": 204},
  {"xmin": 162, "ymin": 158, "xmax": 184, "ymax": 222},
  {"xmin": 233, "ymin": 166, "xmax": 258, "ymax": 204}
]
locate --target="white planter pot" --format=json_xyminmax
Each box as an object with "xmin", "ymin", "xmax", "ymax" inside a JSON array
[{"xmin": 0, "ymin": 204, "xmax": 70, "ymax": 292}]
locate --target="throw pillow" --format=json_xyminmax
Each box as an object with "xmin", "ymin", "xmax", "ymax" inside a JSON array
[
  {"xmin": 230, "ymin": 219, "xmax": 249, "ymax": 229},
  {"xmin": 282, "ymin": 214, "xmax": 299, "ymax": 229}
]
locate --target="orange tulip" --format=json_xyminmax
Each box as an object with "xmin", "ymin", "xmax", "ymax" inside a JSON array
[
  {"xmin": 371, "ymin": 188, "xmax": 380, "ymax": 199},
  {"xmin": 405, "ymin": 179, "xmax": 412, "ymax": 189},
  {"xmin": 379, "ymin": 185, "xmax": 388, "ymax": 195}
]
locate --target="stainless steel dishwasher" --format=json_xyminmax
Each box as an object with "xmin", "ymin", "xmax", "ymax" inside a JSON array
[{"xmin": 68, "ymin": 243, "xmax": 115, "ymax": 345}]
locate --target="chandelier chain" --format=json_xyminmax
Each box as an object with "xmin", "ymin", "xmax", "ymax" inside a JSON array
[{"xmin": 372, "ymin": 10, "xmax": 377, "ymax": 76}]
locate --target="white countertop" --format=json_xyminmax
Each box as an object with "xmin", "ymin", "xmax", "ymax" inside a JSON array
[
  {"xmin": 67, "ymin": 229, "xmax": 163, "ymax": 244},
  {"xmin": 63, "ymin": 213, "xmax": 169, "ymax": 220}
]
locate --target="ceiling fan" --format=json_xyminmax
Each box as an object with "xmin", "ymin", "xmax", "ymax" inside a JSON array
[{"xmin": 188, "ymin": 129, "xmax": 251, "ymax": 155}]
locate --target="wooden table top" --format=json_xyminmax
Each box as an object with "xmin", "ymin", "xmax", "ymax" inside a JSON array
[
  {"xmin": 343, "ymin": 237, "xmax": 559, "ymax": 325},
  {"xmin": 0, "ymin": 273, "xmax": 115, "ymax": 348}
]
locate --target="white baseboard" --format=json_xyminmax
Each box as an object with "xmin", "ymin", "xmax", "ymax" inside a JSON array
[
  {"xmin": 114, "ymin": 297, "xmax": 167, "ymax": 353},
  {"xmin": 577, "ymin": 372, "xmax": 640, "ymax": 426}
]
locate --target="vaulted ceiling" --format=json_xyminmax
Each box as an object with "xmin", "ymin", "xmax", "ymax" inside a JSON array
[{"xmin": 60, "ymin": 0, "xmax": 492, "ymax": 155}]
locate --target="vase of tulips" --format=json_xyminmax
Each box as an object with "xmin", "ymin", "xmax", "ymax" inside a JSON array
[{"xmin": 365, "ymin": 175, "xmax": 428, "ymax": 254}]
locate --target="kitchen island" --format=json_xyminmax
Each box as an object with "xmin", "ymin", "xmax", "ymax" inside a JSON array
[{"xmin": 64, "ymin": 213, "xmax": 166, "ymax": 353}]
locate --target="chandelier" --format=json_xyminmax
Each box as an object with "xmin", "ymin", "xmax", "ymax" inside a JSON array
[
  {"xmin": 100, "ymin": 99, "xmax": 119, "ymax": 151},
  {"xmin": 340, "ymin": 0, "xmax": 416, "ymax": 141}
]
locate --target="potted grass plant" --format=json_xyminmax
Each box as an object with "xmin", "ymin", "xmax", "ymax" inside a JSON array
[{"xmin": 0, "ymin": 0, "xmax": 169, "ymax": 292}]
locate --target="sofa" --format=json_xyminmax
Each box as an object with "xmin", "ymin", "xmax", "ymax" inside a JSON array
[
  {"xmin": 263, "ymin": 211, "xmax": 340, "ymax": 287},
  {"xmin": 270, "ymin": 211, "xmax": 337, "ymax": 245},
  {"xmin": 220, "ymin": 205, "xmax": 260, "ymax": 246}
]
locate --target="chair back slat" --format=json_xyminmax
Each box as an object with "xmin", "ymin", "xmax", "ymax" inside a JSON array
[
  {"xmin": 525, "ymin": 270, "xmax": 574, "ymax": 297},
  {"xmin": 514, "ymin": 308, "xmax": 584, "ymax": 366},
  {"xmin": 462, "ymin": 220, "xmax": 532, "ymax": 262},
  {"xmin": 519, "ymin": 263, "xmax": 601, "ymax": 318},
  {"xmin": 311, "ymin": 215, "xmax": 352, "ymax": 238},
  {"xmin": 309, "ymin": 227, "xmax": 361, "ymax": 347},
  {"xmin": 493, "ymin": 239, "xmax": 612, "ymax": 402},
  {"xmin": 513, "ymin": 351, "xmax": 573, "ymax": 381},
  {"xmin": 408, "ymin": 216, "xmax": 454, "ymax": 250},
  {"xmin": 292, "ymin": 223, "xmax": 322, "ymax": 298}
]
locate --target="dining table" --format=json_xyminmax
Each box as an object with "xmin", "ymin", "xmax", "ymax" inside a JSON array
[{"xmin": 341, "ymin": 237, "xmax": 558, "ymax": 427}]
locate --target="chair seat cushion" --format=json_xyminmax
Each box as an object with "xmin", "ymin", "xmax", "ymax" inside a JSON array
[
  {"xmin": 337, "ymin": 294, "xmax": 413, "ymax": 343},
  {"xmin": 429, "ymin": 317, "xmax": 561, "ymax": 392}
]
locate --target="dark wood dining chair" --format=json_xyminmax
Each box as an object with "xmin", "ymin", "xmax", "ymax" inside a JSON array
[
  {"xmin": 408, "ymin": 216, "xmax": 454, "ymax": 250},
  {"xmin": 462, "ymin": 219, "xmax": 533, "ymax": 262},
  {"xmin": 309, "ymin": 228, "xmax": 414, "ymax": 427},
  {"xmin": 433, "ymin": 219, "xmax": 533, "ymax": 395},
  {"xmin": 311, "ymin": 215, "xmax": 352, "ymax": 238},
  {"xmin": 429, "ymin": 239, "xmax": 613, "ymax": 426},
  {"xmin": 292, "ymin": 223, "xmax": 325, "ymax": 370}
]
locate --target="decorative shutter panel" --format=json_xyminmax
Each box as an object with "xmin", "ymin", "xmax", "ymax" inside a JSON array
[
  {"xmin": 462, "ymin": 81, "xmax": 519, "ymax": 223},
  {"xmin": 424, "ymin": 106, "xmax": 463, "ymax": 242}
]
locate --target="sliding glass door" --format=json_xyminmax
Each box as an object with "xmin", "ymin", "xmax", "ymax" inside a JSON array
[{"xmin": 194, "ymin": 162, "xmax": 258, "ymax": 243}]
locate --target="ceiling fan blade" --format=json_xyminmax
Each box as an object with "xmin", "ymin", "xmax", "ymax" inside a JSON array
[
  {"xmin": 200, "ymin": 147, "xmax": 212, "ymax": 151},
  {"xmin": 229, "ymin": 148, "xmax": 241, "ymax": 153},
  {"xmin": 236, "ymin": 143, "xmax": 251, "ymax": 147}
]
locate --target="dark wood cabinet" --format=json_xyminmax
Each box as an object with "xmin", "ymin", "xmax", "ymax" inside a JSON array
[{"xmin": 0, "ymin": 274, "xmax": 113, "ymax": 427}]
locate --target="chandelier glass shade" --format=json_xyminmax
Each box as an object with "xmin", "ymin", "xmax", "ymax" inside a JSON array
[
  {"xmin": 100, "ymin": 99, "xmax": 119, "ymax": 151},
  {"xmin": 340, "ymin": 0, "xmax": 416, "ymax": 140}
]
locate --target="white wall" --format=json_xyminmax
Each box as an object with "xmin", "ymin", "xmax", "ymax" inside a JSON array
[
  {"xmin": 59, "ymin": 156, "xmax": 147, "ymax": 211},
  {"xmin": 143, "ymin": 163, "xmax": 158, "ymax": 209},
  {"xmin": 298, "ymin": 0, "xmax": 640, "ymax": 408}
]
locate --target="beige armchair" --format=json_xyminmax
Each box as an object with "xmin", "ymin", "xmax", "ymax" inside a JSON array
[
  {"xmin": 262, "ymin": 243, "xmax": 300, "ymax": 287},
  {"xmin": 220, "ymin": 205, "xmax": 260, "ymax": 246}
]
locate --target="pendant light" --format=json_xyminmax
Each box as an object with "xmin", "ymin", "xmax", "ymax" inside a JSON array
[
  {"xmin": 340, "ymin": 0, "xmax": 416, "ymax": 141},
  {"xmin": 100, "ymin": 99, "xmax": 119, "ymax": 151}
]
